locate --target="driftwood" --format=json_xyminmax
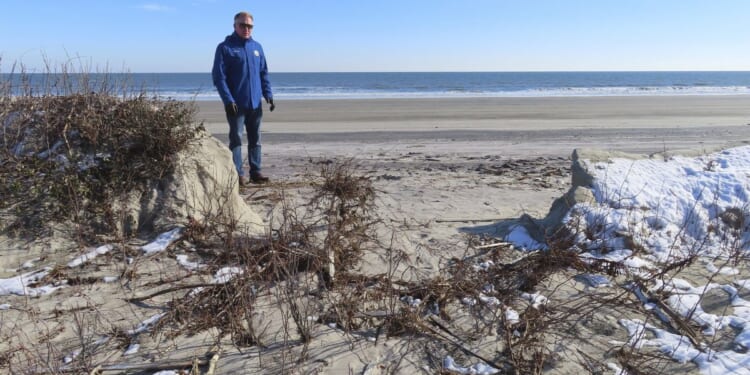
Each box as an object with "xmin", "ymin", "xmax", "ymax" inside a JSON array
[
  {"xmin": 56, "ymin": 347, "xmax": 222, "ymax": 374},
  {"xmin": 435, "ymin": 218, "xmax": 507, "ymax": 223},
  {"xmin": 52, "ymin": 357, "xmax": 208, "ymax": 374},
  {"xmin": 474, "ymin": 241, "xmax": 512, "ymax": 250},
  {"xmin": 206, "ymin": 350, "xmax": 221, "ymax": 375}
]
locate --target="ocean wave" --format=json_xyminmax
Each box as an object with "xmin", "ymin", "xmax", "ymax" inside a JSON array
[{"xmin": 7, "ymin": 72, "xmax": 750, "ymax": 101}]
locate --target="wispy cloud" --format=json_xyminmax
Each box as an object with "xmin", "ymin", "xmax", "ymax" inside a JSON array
[{"xmin": 137, "ymin": 3, "xmax": 174, "ymax": 12}]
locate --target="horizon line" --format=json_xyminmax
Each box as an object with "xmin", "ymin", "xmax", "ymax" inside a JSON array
[{"xmin": 6, "ymin": 69, "xmax": 750, "ymax": 74}]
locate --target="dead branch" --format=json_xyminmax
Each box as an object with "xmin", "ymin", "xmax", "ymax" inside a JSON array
[
  {"xmin": 125, "ymin": 283, "xmax": 216, "ymax": 303},
  {"xmin": 417, "ymin": 318, "xmax": 507, "ymax": 372},
  {"xmin": 42, "ymin": 357, "xmax": 209, "ymax": 374},
  {"xmin": 436, "ymin": 218, "xmax": 508, "ymax": 223},
  {"xmin": 630, "ymin": 280, "xmax": 703, "ymax": 349}
]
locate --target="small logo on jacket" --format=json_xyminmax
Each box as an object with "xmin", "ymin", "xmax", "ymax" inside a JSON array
[{"xmin": 254, "ymin": 50, "xmax": 260, "ymax": 57}]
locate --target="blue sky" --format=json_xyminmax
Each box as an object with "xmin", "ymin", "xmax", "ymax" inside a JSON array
[{"xmin": 2, "ymin": 0, "xmax": 749, "ymax": 73}]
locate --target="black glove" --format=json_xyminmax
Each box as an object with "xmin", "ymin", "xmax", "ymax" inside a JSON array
[
  {"xmin": 266, "ymin": 98, "xmax": 275, "ymax": 112},
  {"xmin": 224, "ymin": 102, "xmax": 238, "ymax": 117}
]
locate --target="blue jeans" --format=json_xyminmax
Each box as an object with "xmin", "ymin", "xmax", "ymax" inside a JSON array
[{"xmin": 227, "ymin": 106, "xmax": 263, "ymax": 177}]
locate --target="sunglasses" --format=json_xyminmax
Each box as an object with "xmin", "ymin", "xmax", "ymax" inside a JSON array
[{"xmin": 237, "ymin": 23, "xmax": 254, "ymax": 30}]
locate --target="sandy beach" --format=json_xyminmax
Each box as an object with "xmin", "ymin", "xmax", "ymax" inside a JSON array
[
  {"xmin": 197, "ymin": 96, "xmax": 750, "ymax": 157},
  {"xmin": 6, "ymin": 0, "xmax": 750, "ymax": 370},
  {"xmin": 3, "ymin": 94, "xmax": 750, "ymax": 374},
  {"xmin": 205, "ymin": 95, "xmax": 750, "ymax": 374},
  {"xmin": 201, "ymin": 94, "xmax": 750, "ymax": 250}
]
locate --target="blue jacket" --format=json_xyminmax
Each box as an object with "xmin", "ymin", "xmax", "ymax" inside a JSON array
[{"xmin": 212, "ymin": 33, "xmax": 273, "ymax": 110}]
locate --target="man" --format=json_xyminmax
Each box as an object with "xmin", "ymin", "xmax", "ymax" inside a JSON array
[{"xmin": 212, "ymin": 11, "xmax": 275, "ymax": 185}]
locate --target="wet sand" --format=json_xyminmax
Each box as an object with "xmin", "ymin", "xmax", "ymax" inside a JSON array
[{"xmin": 197, "ymin": 95, "xmax": 750, "ymax": 157}]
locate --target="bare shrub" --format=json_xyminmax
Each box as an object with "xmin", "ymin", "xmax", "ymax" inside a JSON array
[{"xmin": 0, "ymin": 70, "xmax": 202, "ymax": 239}]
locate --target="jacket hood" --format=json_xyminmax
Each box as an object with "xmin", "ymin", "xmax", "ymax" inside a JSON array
[{"xmin": 226, "ymin": 32, "xmax": 252, "ymax": 44}]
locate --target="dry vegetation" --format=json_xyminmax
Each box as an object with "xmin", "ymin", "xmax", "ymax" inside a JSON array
[
  {"xmin": 0, "ymin": 65, "xmax": 202, "ymax": 239},
  {"xmin": 1, "ymin": 67, "xmax": 748, "ymax": 374}
]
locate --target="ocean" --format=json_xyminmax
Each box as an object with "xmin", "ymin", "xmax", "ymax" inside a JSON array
[{"xmin": 3, "ymin": 71, "xmax": 750, "ymax": 100}]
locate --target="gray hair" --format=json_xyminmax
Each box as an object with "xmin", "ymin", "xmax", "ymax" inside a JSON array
[{"xmin": 234, "ymin": 12, "xmax": 254, "ymax": 23}]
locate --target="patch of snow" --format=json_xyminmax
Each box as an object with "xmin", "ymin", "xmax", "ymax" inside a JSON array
[
  {"xmin": 0, "ymin": 268, "xmax": 64, "ymax": 296},
  {"xmin": 141, "ymin": 227, "xmax": 183, "ymax": 254},
  {"xmin": 127, "ymin": 313, "xmax": 166, "ymax": 336},
  {"xmin": 175, "ymin": 254, "xmax": 205, "ymax": 271},
  {"xmin": 123, "ymin": 343, "xmax": 140, "ymax": 356},
  {"xmin": 620, "ymin": 319, "xmax": 750, "ymax": 374},
  {"xmin": 505, "ymin": 224, "xmax": 546, "ymax": 251},
  {"xmin": 521, "ymin": 292, "xmax": 548, "ymax": 309},
  {"xmin": 212, "ymin": 267, "xmax": 243, "ymax": 284},
  {"xmin": 67, "ymin": 244, "xmax": 113, "ymax": 268},
  {"xmin": 443, "ymin": 356, "xmax": 500, "ymax": 375}
]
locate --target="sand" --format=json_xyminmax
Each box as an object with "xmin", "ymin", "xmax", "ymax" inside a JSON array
[
  {"xmin": 197, "ymin": 96, "xmax": 750, "ymax": 157},
  {"xmin": 3, "ymin": 95, "xmax": 750, "ymax": 374},
  {"xmin": 201, "ymin": 96, "xmax": 750, "ymax": 374},
  {"xmin": 200, "ymin": 95, "xmax": 750, "ymax": 225}
]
